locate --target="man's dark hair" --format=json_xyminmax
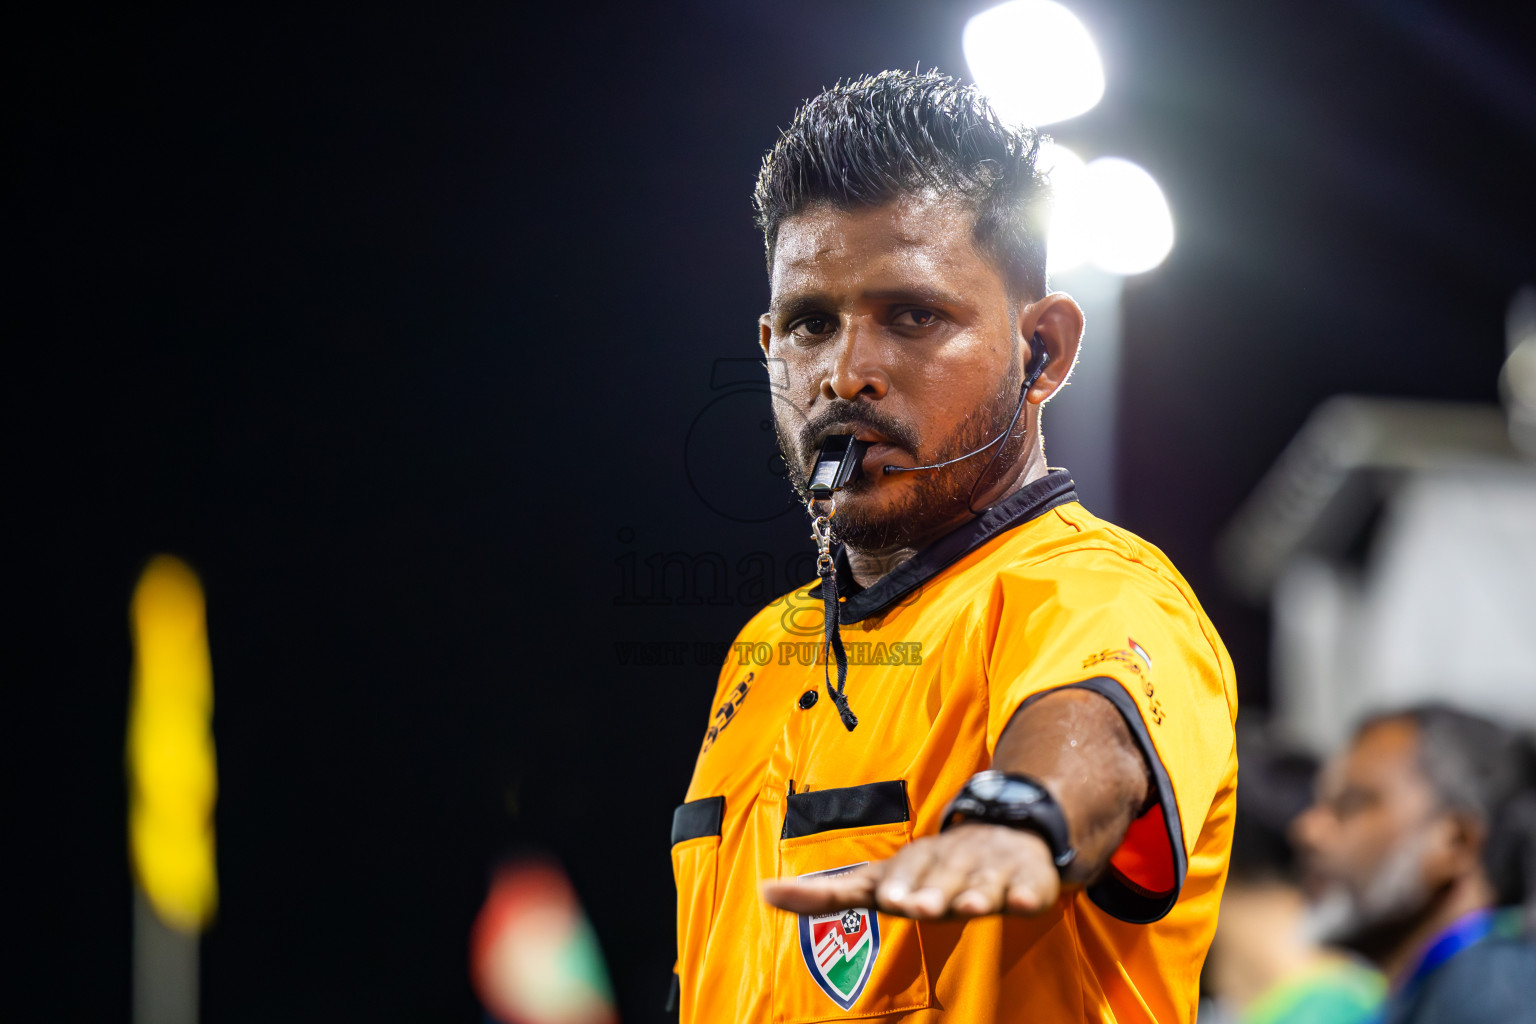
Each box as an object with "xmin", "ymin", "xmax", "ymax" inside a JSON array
[
  {"xmin": 753, "ymin": 69, "xmax": 1051, "ymax": 302},
  {"xmin": 1361, "ymin": 702, "xmax": 1536, "ymax": 908}
]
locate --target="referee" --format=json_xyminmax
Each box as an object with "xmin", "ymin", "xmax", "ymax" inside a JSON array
[{"xmin": 669, "ymin": 70, "xmax": 1238, "ymax": 1023}]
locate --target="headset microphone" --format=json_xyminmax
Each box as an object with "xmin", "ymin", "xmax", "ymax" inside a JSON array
[
  {"xmin": 806, "ymin": 333, "xmax": 1050, "ymax": 510},
  {"xmin": 885, "ymin": 332, "xmax": 1050, "ymax": 477}
]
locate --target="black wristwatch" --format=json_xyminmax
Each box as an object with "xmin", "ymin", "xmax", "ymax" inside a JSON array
[{"xmin": 939, "ymin": 770, "xmax": 1077, "ymax": 869}]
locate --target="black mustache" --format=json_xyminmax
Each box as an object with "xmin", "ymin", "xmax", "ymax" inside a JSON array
[{"xmin": 800, "ymin": 406, "xmax": 921, "ymax": 459}]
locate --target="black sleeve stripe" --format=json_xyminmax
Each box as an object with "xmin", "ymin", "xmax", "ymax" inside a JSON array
[
  {"xmin": 782, "ymin": 779, "xmax": 909, "ymax": 839},
  {"xmin": 671, "ymin": 795, "xmax": 724, "ymax": 845},
  {"xmin": 1016, "ymin": 676, "xmax": 1187, "ymax": 924}
]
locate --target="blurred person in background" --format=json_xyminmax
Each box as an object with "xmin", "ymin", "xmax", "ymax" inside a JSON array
[
  {"xmin": 1291, "ymin": 703, "xmax": 1536, "ymax": 1024},
  {"xmin": 1202, "ymin": 727, "xmax": 1383, "ymax": 1024}
]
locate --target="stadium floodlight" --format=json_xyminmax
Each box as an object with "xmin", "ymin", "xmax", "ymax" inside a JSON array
[
  {"xmin": 1040, "ymin": 147, "xmax": 1174, "ymax": 277},
  {"xmin": 1036, "ymin": 141, "xmax": 1091, "ymax": 273},
  {"xmin": 1081, "ymin": 157, "xmax": 1174, "ymax": 275},
  {"xmin": 963, "ymin": 0, "xmax": 1105, "ymax": 128}
]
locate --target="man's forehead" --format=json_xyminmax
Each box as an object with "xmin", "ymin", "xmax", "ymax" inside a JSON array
[
  {"xmin": 775, "ymin": 196, "xmax": 967, "ymax": 255},
  {"xmin": 1344, "ymin": 719, "xmax": 1423, "ymax": 785},
  {"xmin": 769, "ymin": 195, "xmax": 988, "ymax": 302}
]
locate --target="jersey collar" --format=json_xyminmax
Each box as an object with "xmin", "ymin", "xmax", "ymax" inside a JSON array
[{"xmin": 807, "ymin": 469, "xmax": 1079, "ymax": 624}]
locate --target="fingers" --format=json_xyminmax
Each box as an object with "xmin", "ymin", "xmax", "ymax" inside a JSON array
[
  {"xmin": 952, "ymin": 864, "xmax": 1009, "ymax": 916},
  {"xmin": 872, "ymin": 839, "xmax": 938, "ymax": 912},
  {"xmin": 888, "ymin": 826, "xmax": 1055, "ymax": 919},
  {"xmin": 1004, "ymin": 856, "xmax": 1059, "ymax": 914},
  {"xmin": 761, "ymin": 864, "xmax": 882, "ymax": 914},
  {"xmin": 892, "ymin": 845, "xmax": 976, "ymax": 917},
  {"xmin": 761, "ymin": 825, "xmax": 1061, "ymax": 921}
]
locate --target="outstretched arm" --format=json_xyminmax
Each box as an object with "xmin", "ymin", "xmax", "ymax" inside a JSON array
[{"xmin": 761, "ymin": 687, "xmax": 1151, "ymax": 918}]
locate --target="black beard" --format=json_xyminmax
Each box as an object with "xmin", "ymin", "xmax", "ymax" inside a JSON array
[
  {"xmin": 1334, "ymin": 915, "xmax": 1418, "ymax": 966},
  {"xmin": 1304, "ymin": 850, "xmax": 1450, "ymax": 970},
  {"xmin": 775, "ymin": 352, "xmax": 1026, "ymax": 556}
]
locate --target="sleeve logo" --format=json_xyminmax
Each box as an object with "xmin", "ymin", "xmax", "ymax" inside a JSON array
[
  {"xmin": 700, "ymin": 672, "xmax": 753, "ymax": 753},
  {"xmin": 1083, "ymin": 637, "xmax": 1164, "ymax": 725},
  {"xmin": 797, "ymin": 863, "xmax": 881, "ymax": 1010}
]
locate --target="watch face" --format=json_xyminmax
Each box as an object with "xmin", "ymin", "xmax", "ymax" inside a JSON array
[
  {"xmin": 972, "ymin": 772, "xmax": 1042, "ymax": 804},
  {"xmin": 995, "ymin": 777, "xmax": 1043, "ymax": 805},
  {"xmin": 970, "ymin": 772, "xmax": 1007, "ymax": 800}
]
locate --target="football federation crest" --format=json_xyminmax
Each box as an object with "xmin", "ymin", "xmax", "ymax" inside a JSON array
[{"xmin": 797, "ymin": 863, "xmax": 881, "ymax": 1010}]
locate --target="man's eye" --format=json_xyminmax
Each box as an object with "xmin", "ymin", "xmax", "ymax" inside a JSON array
[
  {"xmin": 894, "ymin": 309, "xmax": 940, "ymax": 327},
  {"xmin": 791, "ymin": 316, "xmax": 835, "ymax": 337},
  {"xmin": 1333, "ymin": 791, "xmax": 1371, "ymax": 817}
]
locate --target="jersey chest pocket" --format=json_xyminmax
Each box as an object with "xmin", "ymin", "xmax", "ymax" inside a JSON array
[
  {"xmin": 672, "ymin": 796, "xmax": 724, "ymax": 1020},
  {"xmin": 773, "ymin": 781, "xmax": 931, "ymax": 1023}
]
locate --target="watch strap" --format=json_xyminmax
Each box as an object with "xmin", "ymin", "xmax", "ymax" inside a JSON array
[{"xmin": 940, "ymin": 770, "xmax": 1077, "ymax": 869}]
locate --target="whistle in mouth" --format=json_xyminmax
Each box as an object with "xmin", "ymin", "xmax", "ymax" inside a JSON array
[{"xmin": 808, "ymin": 435, "xmax": 871, "ymax": 500}]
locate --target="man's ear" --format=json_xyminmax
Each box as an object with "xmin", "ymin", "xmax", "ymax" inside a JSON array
[
  {"xmin": 1422, "ymin": 809, "xmax": 1488, "ymax": 886},
  {"xmin": 1021, "ymin": 293, "xmax": 1084, "ymax": 404},
  {"xmin": 1444, "ymin": 810, "xmax": 1490, "ymax": 877},
  {"xmin": 759, "ymin": 313, "xmax": 772, "ymax": 357}
]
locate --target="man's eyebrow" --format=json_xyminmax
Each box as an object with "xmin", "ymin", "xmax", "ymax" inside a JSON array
[
  {"xmin": 863, "ymin": 287, "xmax": 967, "ymax": 307},
  {"xmin": 770, "ymin": 287, "xmax": 968, "ymax": 320},
  {"xmin": 769, "ymin": 292, "xmax": 834, "ymax": 321}
]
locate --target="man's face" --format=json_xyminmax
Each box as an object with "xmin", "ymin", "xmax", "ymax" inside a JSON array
[
  {"xmin": 1290, "ymin": 719, "xmax": 1454, "ymax": 951},
  {"xmin": 760, "ymin": 194, "xmax": 1026, "ymax": 553}
]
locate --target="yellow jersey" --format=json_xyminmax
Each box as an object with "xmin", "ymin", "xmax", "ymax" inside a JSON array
[{"xmin": 671, "ymin": 471, "xmax": 1238, "ymax": 1022}]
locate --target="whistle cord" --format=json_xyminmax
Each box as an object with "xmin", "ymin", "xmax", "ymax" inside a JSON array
[
  {"xmin": 808, "ymin": 497, "xmax": 858, "ymax": 731},
  {"xmin": 819, "ymin": 556, "xmax": 858, "ymax": 731}
]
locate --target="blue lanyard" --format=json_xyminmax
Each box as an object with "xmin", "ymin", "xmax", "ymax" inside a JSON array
[{"xmin": 1399, "ymin": 908, "xmax": 1496, "ymax": 998}]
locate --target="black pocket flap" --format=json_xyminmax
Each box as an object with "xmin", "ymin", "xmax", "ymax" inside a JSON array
[
  {"xmin": 782, "ymin": 780, "xmax": 908, "ymax": 839},
  {"xmin": 672, "ymin": 795, "xmax": 724, "ymax": 845}
]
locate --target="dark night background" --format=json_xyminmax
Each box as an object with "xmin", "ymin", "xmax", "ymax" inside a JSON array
[{"xmin": 10, "ymin": 2, "xmax": 1534, "ymax": 1020}]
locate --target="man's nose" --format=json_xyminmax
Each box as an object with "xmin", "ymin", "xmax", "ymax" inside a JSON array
[{"xmin": 821, "ymin": 317, "xmax": 890, "ymax": 402}]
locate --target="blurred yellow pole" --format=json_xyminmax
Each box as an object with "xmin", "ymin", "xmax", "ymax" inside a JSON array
[{"xmin": 127, "ymin": 555, "xmax": 217, "ymax": 1024}]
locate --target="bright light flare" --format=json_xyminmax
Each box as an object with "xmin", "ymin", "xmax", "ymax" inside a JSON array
[
  {"xmin": 1041, "ymin": 149, "xmax": 1175, "ymax": 277},
  {"xmin": 1080, "ymin": 158, "xmax": 1175, "ymax": 275},
  {"xmin": 963, "ymin": 0, "xmax": 1105, "ymax": 127},
  {"xmin": 1037, "ymin": 142, "xmax": 1090, "ymax": 273}
]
